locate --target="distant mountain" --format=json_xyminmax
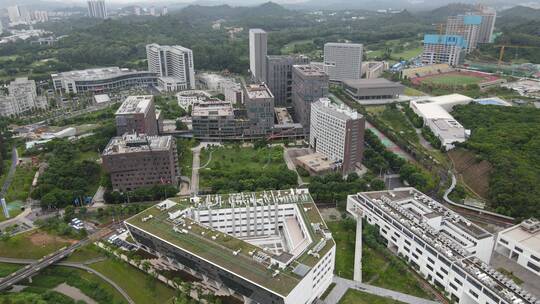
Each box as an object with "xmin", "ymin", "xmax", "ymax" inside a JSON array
[
  {"xmin": 173, "ymin": 2, "xmax": 294, "ymax": 22},
  {"xmin": 498, "ymin": 5, "xmax": 540, "ymax": 21},
  {"xmin": 415, "ymin": 3, "xmax": 476, "ymax": 22}
]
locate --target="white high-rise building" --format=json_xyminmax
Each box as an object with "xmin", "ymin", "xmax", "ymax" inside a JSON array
[
  {"xmin": 146, "ymin": 43, "xmax": 195, "ymax": 91},
  {"xmin": 476, "ymin": 6, "xmax": 496, "ymax": 44},
  {"xmin": 87, "ymin": 0, "xmax": 107, "ymax": 19},
  {"xmin": 249, "ymin": 29, "xmax": 267, "ymax": 83},
  {"xmin": 0, "ymin": 78, "xmax": 47, "ymax": 117},
  {"xmin": 323, "ymin": 42, "xmax": 363, "ymax": 82},
  {"xmin": 310, "ymin": 98, "xmax": 365, "ymax": 174},
  {"xmin": 446, "ymin": 15, "xmax": 482, "ymax": 53},
  {"xmin": 7, "ymin": 6, "xmax": 22, "ymax": 23}
]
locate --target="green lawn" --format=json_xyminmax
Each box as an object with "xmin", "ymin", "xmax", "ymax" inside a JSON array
[
  {"xmin": 4, "ymin": 163, "xmax": 37, "ymax": 202},
  {"xmin": 281, "ymin": 39, "xmax": 314, "ymax": 54},
  {"xmin": 376, "ymin": 106, "xmax": 419, "ymax": 144},
  {"xmin": 327, "ymin": 221, "xmax": 433, "ymax": 299},
  {"xmin": 0, "ymin": 230, "xmax": 73, "ymax": 259},
  {"xmin": 28, "ymin": 266, "xmax": 127, "ymax": 304},
  {"xmin": 0, "ymin": 262, "xmax": 23, "ymax": 277},
  {"xmin": 90, "ymin": 259, "xmax": 176, "ymax": 304},
  {"xmin": 404, "ymin": 87, "xmax": 427, "ymax": 97},
  {"xmin": 177, "ymin": 139, "xmax": 197, "ymax": 176},
  {"xmin": 339, "ymin": 289, "xmax": 406, "ymax": 304},
  {"xmin": 64, "ymin": 244, "xmax": 105, "ymax": 263},
  {"xmin": 422, "ymin": 75, "xmax": 483, "ymax": 86}
]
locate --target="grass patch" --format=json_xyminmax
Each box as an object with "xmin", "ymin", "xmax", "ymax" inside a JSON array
[
  {"xmin": 4, "ymin": 163, "xmax": 36, "ymax": 202},
  {"xmin": 28, "ymin": 266, "xmax": 127, "ymax": 304},
  {"xmin": 90, "ymin": 258, "xmax": 176, "ymax": 304},
  {"xmin": 404, "ymin": 87, "xmax": 426, "ymax": 96},
  {"xmin": 376, "ymin": 106, "xmax": 419, "ymax": 144},
  {"xmin": 0, "ymin": 229, "xmax": 73, "ymax": 259},
  {"xmin": 327, "ymin": 221, "xmax": 356, "ymax": 279},
  {"xmin": 498, "ymin": 268, "xmax": 524, "ymax": 285},
  {"xmin": 0, "ymin": 262, "xmax": 23, "ymax": 277},
  {"xmin": 339, "ymin": 289, "xmax": 406, "ymax": 304},
  {"xmin": 64, "ymin": 244, "xmax": 105, "ymax": 263},
  {"xmin": 177, "ymin": 139, "xmax": 197, "ymax": 176},
  {"xmin": 422, "ymin": 75, "xmax": 482, "ymax": 86}
]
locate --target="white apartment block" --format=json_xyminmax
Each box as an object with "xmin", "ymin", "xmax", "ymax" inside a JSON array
[
  {"xmin": 323, "ymin": 42, "xmax": 363, "ymax": 82},
  {"xmin": 310, "ymin": 98, "xmax": 364, "ymax": 174},
  {"xmin": 87, "ymin": 0, "xmax": 107, "ymax": 19},
  {"xmin": 0, "ymin": 78, "xmax": 47, "ymax": 117},
  {"xmin": 347, "ymin": 188, "xmax": 540, "ymax": 304},
  {"xmin": 176, "ymin": 90, "xmax": 211, "ymax": 111},
  {"xmin": 422, "ymin": 35, "xmax": 466, "ymax": 67},
  {"xmin": 476, "ymin": 8, "xmax": 496, "ymax": 44},
  {"xmin": 146, "ymin": 43, "xmax": 195, "ymax": 91},
  {"xmin": 249, "ymin": 29, "xmax": 268, "ymax": 83},
  {"xmin": 496, "ymin": 219, "xmax": 540, "ymax": 277}
]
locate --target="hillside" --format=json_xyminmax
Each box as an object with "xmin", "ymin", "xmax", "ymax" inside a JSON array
[
  {"xmin": 415, "ymin": 3, "xmax": 476, "ymax": 23},
  {"xmin": 452, "ymin": 104, "xmax": 540, "ymax": 219}
]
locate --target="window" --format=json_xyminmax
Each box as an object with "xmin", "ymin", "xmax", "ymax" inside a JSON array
[
  {"xmin": 499, "ymin": 238, "xmax": 508, "ymax": 245},
  {"xmin": 454, "ymin": 278, "xmax": 462, "ymax": 286},
  {"xmin": 532, "ymin": 255, "xmax": 540, "ymax": 263},
  {"xmin": 469, "ymin": 290, "xmax": 478, "ymax": 298},
  {"xmin": 514, "ymin": 246, "xmax": 523, "ymax": 253},
  {"xmin": 527, "ymin": 262, "xmax": 540, "ymax": 273}
]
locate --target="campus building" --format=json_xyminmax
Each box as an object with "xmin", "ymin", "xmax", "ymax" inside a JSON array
[
  {"xmin": 446, "ymin": 15, "xmax": 482, "ymax": 53},
  {"xmin": 0, "ymin": 78, "xmax": 47, "ymax": 117},
  {"xmin": 101, "ymin": 133, "xmax": 179, "ymax": 192},
  {"xmin": 410, "ymin": 93, "xmax": 473, "ymax": 150},
  {"xmin": 361, "ymin": 61, "xmax": 388, "ymax": 79},
  {"xmin": 243, "ymin": 83, "xmax": 275, "ymax": 136},
  {"xmin": 309, "ymin": 98, "xmax": 365, "ymax": 174},
  {"xmin": 266, "ymin": 55, "xmax": 310, "ymax": 106},
  {"xmin": 115, "ymin": 95, "xmax": 161, "ymax": 136},
  {"xmin": 323, "ymin": 43, "xmax": 363, "ymax": 82},
  {"xmin": 191, "ymin": 100, "xmax": 245, "ymax": 139},
  {"xmin": 421, "ymin": 34, "xmax": 467, "ymax": 66},
  {"xmin": 87, "ymin": 0, "xmax": 107, "ymax": 19},
  {"xmin": 496, "ymin": 219, "xmax": 540, "ymax": 277},
  {"xmin": 124, "ymin": 189, "xmax": 336, "ymax": 304},
  {"xmin": 146, "ymin": 44, "xmax": 195, "ymax": 91},
  {"xmin": 291, "ymin": 64, "xmax": 329, "ymax": 129},
  {"xmin": 347, "ymin": 188, "xmax": 539, "ymax": 304},
  {"xmin": 342, "ymin": 78, "xmax": 404, "ymax": 104},
  {"xmin": 249, "ymin": 29, "xmax": 268, "ymax": 83},
  {"xmin": 51, "ymin": 67, "xmax": 157, "ymax": 94}
]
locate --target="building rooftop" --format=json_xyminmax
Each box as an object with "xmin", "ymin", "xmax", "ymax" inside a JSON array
[
  {"xmin": 249, "ymin": 28, "xmax": 266, "ymax": 34},
  {"xmin": 245, "ymin": 83, "xmax": 273, "ymax": 100},
  {"xmin": 275, "ymin": 107, "xmax": 294, "ymax": 124},
  {"xmin": 51, "ymin": 67, "xmax": 154, "ymax": 81},
  {"xmin": 342, "ymin": 78, "xmax": 404, "ymax": 90},
  {"xmin": 115, "ymin": 95, "xmax": 153, "ymax": 116},
  {"xmin": 191, "ymin": 100, "xmax": 235, "ymax": 117},
  {"xmin": 499, "ymin": 219, "xmax": 540, "ymax": 253},
  {"xmin": 314, "ymin": 98, "xmax": 360, "ymax": 120},
  {"xmin": 428, "ymin": 118, "xmax": 466, "ymax": 141},
  {"xmin": 325, "ymin": 42, "xmax": 363, "ymax": 48},
  {"xmin": 296, "ymin": 152, "xmax": 339, "ymax": 173},
  {"xmin": 102, "ymin": 134, "xmax": 173, "ymax": 155},
  {"xmin": 293, "ymin": 64, "xmax": 326, "ymax": 77},
  {"xmin": 411, "ymin": 94, "xmax": 473, "ymax": 120},
  {"xmin": 124, "ymin": 189, "xmax": 334, "ymax": 296}
]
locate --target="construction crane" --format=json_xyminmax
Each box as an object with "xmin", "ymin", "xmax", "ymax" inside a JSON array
[{"xmin": 494, "ymin": 44, "xmax": 540, "ymax": 66}]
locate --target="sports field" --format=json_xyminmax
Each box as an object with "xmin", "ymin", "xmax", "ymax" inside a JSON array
[{"xmin": 411, "ymin": 70, "xmax": 500, "ymax": 86}]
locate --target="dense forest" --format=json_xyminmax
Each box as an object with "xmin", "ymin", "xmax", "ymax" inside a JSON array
[{"xmin": 452, "ymin": 104, "xmax": 540, "ymax": 219}]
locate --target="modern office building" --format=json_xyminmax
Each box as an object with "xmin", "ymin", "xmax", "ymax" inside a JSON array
[
  {"xmin": 115, "ymin": 95, "xmax": 160, "ymax": 136},
  {"xmin": 249, "ymin": 29, "xmax": 268, "ymax": 83},
  {"xmin": 87, "ymin": 0, "xmax": 107, "ymax": 19},
  {"xmin": 421, "ymin": 34, "xmax": 467, "ymax": 66},
  {"xmin": 266, "ymin": 55, "xmax": 310, "ymax": 106},
  {"xmin": 496, "ymin": 218, "xmax": 540, "ymax": 277},
  {"xmin": 291, "ymin": 64, "xmax": 329, "ymax": 129},
  {"xmin": 191, "ymin": 100, "xmax": 245, "ymax": 139},
  {"xmin": 347, "ymin": 188, "xmax": 539, "ymax": 304},
  {"xmin": 51, "ymin": 67, "xmax": 157, "ymax": 94},
  {"xmin": 124, "ymin": 189, "xmax": 335, "ymax": 304},
  {"xmin": 223, "ymin": 82, "xmax": 244, "ymax": 104},
  {"xmin": 323, "ymin": 43, "xmax": 363, "ymax": 82},
  {"xmin": 146, "ymin": 44, "xmax": 195, "ymax": 91},
  {"xmin": 310, "ymin": 98, "xmax": 365, "ymax": 174},
  {"xmin": 361, "ymin": 61, "xmax": 388, "ymax": 79},
  {"xmin": 342, "ymin": 78, "xmax": 404, "ymax": 103},
  {"xmin": 410, "ymin": 94, "xmax": 473, "ymax": 150},
  {"xmin": 243, "ymin": 83, "xmax": 275, "ymax": 136},
  {"xmin": 476, "ymin": 7, "xmax": 496, "ymax": 44},
  {"xmin": 446, "ymin": 15, "xmax": 482, "ymax": 53},
  {"xmin": 101, "ymin": 133, "xmax": 178, "ymax": 192},
  {"xmin": 0, "ymin": 78, "xmax": 47, "ymax": 117}
]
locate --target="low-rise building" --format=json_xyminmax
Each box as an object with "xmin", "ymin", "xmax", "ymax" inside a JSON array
[
  {"xmin": 101, "ymin": 133, "xmax": 179, "ymax": 192},
  {"xmin": 115, "ymin": 95, "xmax": 159, "ymax": 136},
  {"xmin": 361, "ymin": 61, "xmax": 388, "ymax": 79},
  {"xmin": 176, "ymin": 90, "xmax": 212, "ymax": 111},
  {"xmin": 124, "ymin": 189, "xmax": 335, "ymax": 304},
  {"xmin": 410, "ymin": 94, "xmax": 473, "ymax": 150},
  {"xmin": 0, "ymin": 77, "xmax": 47, "ymax": 117},
  {"xmin": 347, "ymin": 188, "xmax": 539, "ymax": 304},
  {"xmin": 496, "ymin": 219, "xmax": 540, "ymax": 277},
  {"xmin": 310, "ymin": 98, "xmax": 365, "ymax": 174},
  {"xmin": 342, "ymin": 78, "xmax": 404, "ymax": 104},
  {"xmin": 52, "ymin": 67, "xmax": 157, "ymax": 94},
  {"xmin": 191, "ymin": 100, "xmax": 245, "ymax": 139}
]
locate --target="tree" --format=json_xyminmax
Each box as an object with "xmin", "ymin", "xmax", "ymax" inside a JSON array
[{"xmin": 64, "ymin": 206, "xmax": 75, "ymax": 222}]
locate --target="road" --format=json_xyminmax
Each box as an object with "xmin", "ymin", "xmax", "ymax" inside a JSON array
[
  {"xmin": 324, "ymin": 276, "xmax": 441, "ymax": 304},
  {"xmin": 0, "ymin": 257, "xmax": 134, "ymax": 304}
]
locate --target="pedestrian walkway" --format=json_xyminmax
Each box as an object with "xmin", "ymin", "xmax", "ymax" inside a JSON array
[{"xmin": 324, "ymin": 276, "xmax": 441, "ymax": 304}]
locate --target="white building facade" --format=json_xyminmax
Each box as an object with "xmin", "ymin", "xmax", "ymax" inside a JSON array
[
  {"xmin": 0, "ymin": 78, "xmax": 47, "ymax": 117},
  {"xmin": 87, "ymin": 0, "xmax": 107, "ymax": 19},
  {"xmin": 249, "ymin": 29, "xmax": 267, "ymax": 83},
  {"xmin": 323, "ymin": 42, "xmax": 363, "ymax": 82},
  {"xmin": 496, "ymin": 219, "xmax": 540, "ymax": 277},
  {"xmin": 146, "ymin": 43, "xmax": 195, "ymax": 91},
  {"xmin": 347, "ymin": 189, "xmax": 539, "ymax": 304}
]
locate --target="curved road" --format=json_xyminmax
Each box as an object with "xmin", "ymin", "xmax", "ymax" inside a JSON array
[{"xmin": 0, "ymin": 257, "xmax": 135, "ymax": 304}]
